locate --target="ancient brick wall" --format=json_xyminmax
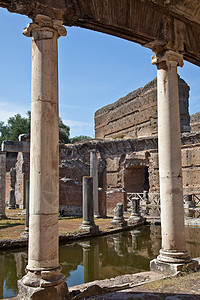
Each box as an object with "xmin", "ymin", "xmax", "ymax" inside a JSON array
[
  {"xmin": 190, "ymin": 112, "xmax": 200, "ymax": 133},
  {"xmin": 59, "ymin": 178, "xmax": 83, "ymax": 216},
  {"xmin": 181, "ymin": 134, "xmax": 200, "ymax": 194},
  {"xmin": 2, "ymin": 132, "xmax": 199, "ymax": 214},
  {"xmin": 59, "ymin": 134, "xmax": 200, "ymax": 211},
  {"xmin": 95, "ymin": 77, "xmax": 190, "ymax": 139}
]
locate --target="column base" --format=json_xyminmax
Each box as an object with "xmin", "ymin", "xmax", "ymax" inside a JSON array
[
  {"xmin": 8, "ymin": 206, "xmax": 16, "ymax": 209},
  {"xmin": 94, "ymin": 213, "xmax": 101, "ymax": 218},
  {"xmin": 18, "ymin": 266, "xmax": 69, "ymax": 299},
  {"xmin": 128, "ymin": 215, "xmax": 144, "ymax": 225},
  {"xmin": 20, "ymin": 228, "xmax": 29, "ymax": 239},
  {"xmin": 79, "ymin": 224, "xmax": 99, "ymax": 234},
  {"xmin": 110, "ymin": 219, "xmax": 127, "ymax": 227},
  {"xmin": 18, "ymin": 279, "xmax": 69, "ymax": 300},
  {"xmin": 150, "ymin": 258, "xmax": 199, "ymax": 275},
  {"xmin": 158, "ymin": 249, "xmax": 191, "ymax": 264}
]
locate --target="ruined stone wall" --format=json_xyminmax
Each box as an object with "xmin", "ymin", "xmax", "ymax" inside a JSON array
[
  {"xmin": 147, "ymin": 133, "xmax": 200, "ymax": 194},
  {"xmin": 95, "ymin": 77, "xmax": 190, "ymax": 139},
  {"xmin": 59, "ymin": 145, "xmax": 90, "ymax": 215},
  {"xmin": 181, "ymin": 133, "xmax": 200, "ymax": 194},
  {"xmin": 3, "ymin": 132, "xmax": 199, "ymax": 213},
  {"xmin": 58, "ymin": 134, "xmax": 200, "ymax": 212},
  {"xmin": 190, "ymin": 112, "xmax": 200, "ymax": 133},
  {"xmin": 15, "ymin": 152, "xmax": 30, "ymax": 209},
  {"xmin": 58, "ymin": 138, "xmax": 157, "ymax": 213}
]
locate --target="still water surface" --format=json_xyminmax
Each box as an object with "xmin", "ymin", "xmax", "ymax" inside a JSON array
[{"xmin": 1, "ymin": 225, "xmax": 200, "ymax": 298}]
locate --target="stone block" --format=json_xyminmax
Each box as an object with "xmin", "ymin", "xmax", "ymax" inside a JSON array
[
  {"xmin": 106, "ymin": 157, "xmax": 120, "ymax": 172},
  {"xmin": 150, "ymin": 258, "xmax": 199, "ymax": 275},
  {"xmin": 106, "ymin": 173, "xmax": 119, "ymax": 187},
  {"xmin": 1, "ymin": 140, "xmax": 30, "ymax": 153}
]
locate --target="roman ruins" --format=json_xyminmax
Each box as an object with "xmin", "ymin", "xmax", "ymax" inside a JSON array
[{"xmin": 0, "ymin": 0, "xmax": 200, "ymax": 298}]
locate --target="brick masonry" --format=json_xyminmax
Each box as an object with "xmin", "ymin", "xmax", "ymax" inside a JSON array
[{"xmin": 95, "ymin": 77, "xmax": 190, "ymax": 139}]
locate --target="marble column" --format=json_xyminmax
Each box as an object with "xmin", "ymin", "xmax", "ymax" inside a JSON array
[
  {"xmin": 0, "ymin": 152, "xmax": 6, "ymax": 219},
  {"xmin": 150, "ymin": 50, "xmax": 198, "ymax": 274},
  {"xmin": 90, "ymin": 150, "xmax": 101, "ymax": 217},
  {"xmin": 18, "ymin": 15, "xmax": 68, "ymax": 299}
]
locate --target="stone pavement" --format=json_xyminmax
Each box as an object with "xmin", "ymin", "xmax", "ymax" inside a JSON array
[{"xmin": 69, "ymin": 269, "xmax": 200, "ymax": 299}]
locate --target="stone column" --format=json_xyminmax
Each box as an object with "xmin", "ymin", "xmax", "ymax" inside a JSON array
[
  {"xmin": 21, "ymin": 180, "xmax": 30, "ymax": 238},
  {"xmin": 18, "ymin": 15, "xmax": 68, "ymax": 299},
  {"xmin": 122, "ymin": 188, "xmax": 127, "ymax": 211},
  {"xmin": 0, "ymin": 152, "xmax": 6, "ymax": 218},
  {"xmin": 8, "ymin": 188, "xmax": 16, "ymax": 209},
  {"xmin": 90, "ymin": 150, "xmax": 101, "ymax": 217},
  {"xmin": 128, "ymin": 196, "xmax": 143, "ymax": 224},
  {"xmin": 80, "ymin": 176, "xmax": 99, "ymax": 233},
  {"xmin": 150, "ymin": 50, "xmax": 198, "ymax": 274}
]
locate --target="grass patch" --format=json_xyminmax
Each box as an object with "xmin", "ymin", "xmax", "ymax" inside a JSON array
[{"xmin": 0, "ymin": 221, "xmax": 24, "ymax": 229}]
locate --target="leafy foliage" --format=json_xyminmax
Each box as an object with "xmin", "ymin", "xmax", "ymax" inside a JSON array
[
  {"xmin": 70, "ymin": 135, "xmax": 92, "ymax": 143},
  {"xmin": 59, "ymin": 118, "xmax": 70, "ymax": 144},
  {"xmin": 0, "ymin": 112, "xmax": 70, "ymax": 145},
  {"xmin": 0, "ymin": 113, "xmax": 30, "ymax": 144}
]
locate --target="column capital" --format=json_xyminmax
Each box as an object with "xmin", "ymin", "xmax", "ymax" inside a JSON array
[
  {"xmin": 151, "ymin": 50, "xmax": 183, "ymax": 68},
  {"xmin": 23, "ymin": 14, "xmax": 67, "ymax": 39}
]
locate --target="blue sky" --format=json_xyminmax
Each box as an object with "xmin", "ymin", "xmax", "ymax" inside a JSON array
[{"xmin": 0, "ymin": 8, "xmax": 199, "ymax": 138}]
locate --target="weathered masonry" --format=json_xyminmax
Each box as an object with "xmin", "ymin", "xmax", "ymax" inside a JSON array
[
  {"xmin": 0, "ymin": 0, "xmax": 200, "ymax": 299},
  {"xmin": 2, "ymin": 79, "xmax": 199, "ymax": 215},
  {"xmin": 95, "ymin": 77, "xmax": 190, "ymax": 139}
]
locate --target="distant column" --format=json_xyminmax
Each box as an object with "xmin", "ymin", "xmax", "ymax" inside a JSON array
[
  {"xmin": 150, "ymin": 50, "xmax": 198, "ymax": 274},
  {"xmin": 8, "ymin": 189, "xmax": 16, "ymax": 209},
  {"xmin": 0, "ymin": 152, "xmax": 6, "ymax": 219},
  {"xmin": 18, "ymin": 14, "xmax": 68, "ymax": 299},
  {"xmin": 21, "ymin": 180, "xmax": 29, "ymax": 238},
  {"xmin": 90, "ymin": 150, "xmax": 101, "ymax": 217},
  {"xmin": 80, "ymin": 176, "xmax": 99, "ymax": 233}
]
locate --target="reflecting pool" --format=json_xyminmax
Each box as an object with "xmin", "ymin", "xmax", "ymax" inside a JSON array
[{"xmin": 1, "ymin": 225, "xmax": 200, "ymax": 298}]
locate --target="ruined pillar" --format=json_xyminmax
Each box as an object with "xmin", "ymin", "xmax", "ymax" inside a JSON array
[
  {"xmin": 0, "ymin": 152, "xmax": 6, "ymax": 218},
  {"xmin": 90, "ymin": 150, "xmax": 101, "ymax": 217},
  {"xmin": 80, "ymin": 176, "xmax": 99, "ymax": 233},
  {"xmin": 8, "ymin": 188, "xmax": 16, "ymax": 209},
  {"xmin": 18, "ymin": 15, "xmax": 68, "ymax": 299},
  {"xmin": 150, "ymin": 50, "xmax": 198, "ymax": 274},
  {"xmin": 128, "ymin": 196, "xmax": 143, "ymax": 224},
  {"xmin": 21, "ymin": 180, "xmax": 30, "ymax": 238}
]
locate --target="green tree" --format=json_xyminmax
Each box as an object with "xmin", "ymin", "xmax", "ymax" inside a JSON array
[
  {"xmin": 0, "ymin": 113, "xmax": 30, "ymax": 144},
  {"xmin": 70, "ymin": 135, "xmax": 92, "ymax": 143},
  {"xmin": 59, "ymin": 118, "xmax": 70, "ymax": 144},
  {"xmin": 0, "ymin": 112, "xmax": 70, "ymax": 145}
]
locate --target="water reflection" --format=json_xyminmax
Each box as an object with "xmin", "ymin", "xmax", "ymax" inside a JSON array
[
  {"xmin": 1, "ymin": 225, "xmax": 200, "ymax": 298},
  {"xmin": 0, "ymin": 249, "xmax": 27, "ymax": 298}
]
